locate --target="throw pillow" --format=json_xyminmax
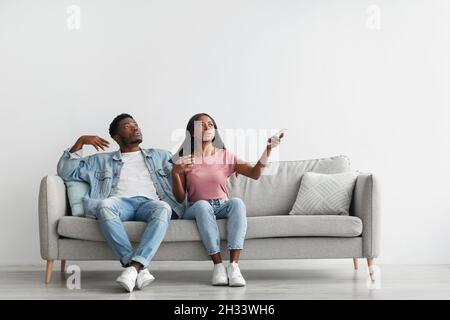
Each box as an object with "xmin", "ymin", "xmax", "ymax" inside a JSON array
[
  {"xmin": 289, "ymin": 171, "xmax": 357, "ymax": 216},
  {"xmin": 65, "ymin": 181, "xmax": 89, "ymax": 217}
]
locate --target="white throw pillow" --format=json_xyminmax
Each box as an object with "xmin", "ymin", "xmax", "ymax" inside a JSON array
[{"xmin": 289, "ymin": 172, "xmax": 357, "ymax": 216}]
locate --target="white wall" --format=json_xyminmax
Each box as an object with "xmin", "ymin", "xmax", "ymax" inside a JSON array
[{"xmin": 1, "ymin": 0, "xmax": 449, "ymax": 265}]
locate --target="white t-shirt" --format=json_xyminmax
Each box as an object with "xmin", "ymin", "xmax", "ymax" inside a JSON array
[{"xmin": 112, "ymin": 150, "xmax": 159, "ymax": 200}]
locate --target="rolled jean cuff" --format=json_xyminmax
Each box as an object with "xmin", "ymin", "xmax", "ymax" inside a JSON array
[
  {"xmin": 227, "ymin": 246, "xmax": 243, "ymax": 251},
  {"xmin": 120, "ymin": 253, "xmax": 133, "ymax": 268},
  {"xmin": 131, "ymin": 256, "xmax": 149, "ymax": 269}
]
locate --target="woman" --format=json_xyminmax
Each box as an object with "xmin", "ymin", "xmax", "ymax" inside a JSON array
[{"xmin": 171, "ymin": 113, "xmax": 283, "ymax": 286}]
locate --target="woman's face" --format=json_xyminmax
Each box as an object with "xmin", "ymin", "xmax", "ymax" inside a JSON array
[{"xmin": 194, "ymin": 115, "xmax": 215, "ymax": 142}]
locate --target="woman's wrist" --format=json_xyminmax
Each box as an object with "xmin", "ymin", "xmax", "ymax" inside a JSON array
[
  {"xmin": 172, "ymin": 168, "xmax": 184, "ymax": 178},
  {"xmin": 259, "ymin": 146, "xmax": 272, "ymax": 165}
]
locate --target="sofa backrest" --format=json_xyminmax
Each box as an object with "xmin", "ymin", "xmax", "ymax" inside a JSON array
[{"xmin": 226, "ymin": 155, "xmax": 351, "ymax": 217}]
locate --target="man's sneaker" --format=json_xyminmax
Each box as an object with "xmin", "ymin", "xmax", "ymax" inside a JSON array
[
  {"xmin": 212, "ymin": 263, "xmax": 228, "ymax": 286},
  {"xmin": 116, "ymin": 266, "xmax": 138, "ymax": 292},
  {"xmin": 227, "ymin": 262, "xmax": 246, "ymax": 287},
  {"xmin": 136, "ymin": 268, "xmax": 155, "ymax": 290}
]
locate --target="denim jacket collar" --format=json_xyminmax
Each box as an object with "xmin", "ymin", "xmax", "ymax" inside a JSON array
[
  {"xmin": 111, "ymin": 148, "xmax": 153, "ymax": 161},
  {"xmin": 140, "ymin": 148, "xmax": 153, "ymax": 159},
  {"xmin": 112, "ymin": 151, "xmax": 121, "ymax": 161}
]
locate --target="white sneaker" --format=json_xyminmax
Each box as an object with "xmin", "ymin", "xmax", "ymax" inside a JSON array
[
  {"xmin": 227, "ymin": 262, "xmax": 246, "ymax": 287},
  {"xmin": 212, "ymin": 263, "xmax": 228, "ymax": 286},
  {"xmin": 116, "ymin": 266, "xmax": 138, "ymax": 292},
  {"xmin": 136, "ymin": 268, "xmax": 155, "ymax": 290}
]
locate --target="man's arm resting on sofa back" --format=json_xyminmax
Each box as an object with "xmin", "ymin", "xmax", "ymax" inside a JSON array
[{"xmin": 57, "ymin": 135, "xmax": 109, "ymax": 181}]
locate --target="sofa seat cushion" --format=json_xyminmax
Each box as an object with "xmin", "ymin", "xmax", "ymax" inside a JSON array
[{"xmin": 57, "ymin": 215, "xmax": 363, "ymax": 242}]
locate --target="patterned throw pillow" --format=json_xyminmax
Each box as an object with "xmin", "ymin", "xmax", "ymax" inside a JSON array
[{"xmin": 289, "ymin": 172, "xmax": 357, "ymax": 216}]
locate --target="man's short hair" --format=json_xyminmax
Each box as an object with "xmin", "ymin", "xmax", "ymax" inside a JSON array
[{"xmin": 109, "ymin": 113, "xmax": 133, "ymax": 138}]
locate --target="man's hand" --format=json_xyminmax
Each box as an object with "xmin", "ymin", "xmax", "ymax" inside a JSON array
[
  {"xmin": 69, "ymin": 135, "xmax": 110, "ymax": 153},
  {"xmin": 81, "ymin": 135, "xmax": 110, "ymax": 151}
]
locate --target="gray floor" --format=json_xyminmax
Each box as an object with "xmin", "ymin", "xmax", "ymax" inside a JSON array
[{"xmin": 1, "ymin": 260, "xmax": 449, "ymax": 299}]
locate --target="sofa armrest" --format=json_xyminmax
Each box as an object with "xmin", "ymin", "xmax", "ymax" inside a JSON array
[
  {"xmin": 350, "ymin": 173, "xmax": 380, "ymax": 258},
  {"xmin": 38, "ymin": 175, "xmax": 68, "ymax": 260}
]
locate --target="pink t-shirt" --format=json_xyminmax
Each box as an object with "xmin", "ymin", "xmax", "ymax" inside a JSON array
[{"xmin": 186, "ymin": 149, "xmax": 237, "ymax": 202}]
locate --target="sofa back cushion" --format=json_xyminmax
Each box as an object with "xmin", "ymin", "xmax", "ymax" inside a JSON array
[{"xmin": 226, "ymin": 155, "xmax": 351, "ymax": 217}]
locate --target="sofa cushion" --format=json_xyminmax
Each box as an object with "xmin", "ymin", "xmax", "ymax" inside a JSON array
[
  {"xmin": 226, "ymin": 155, "xmax": 351, "ymax": 217},
  {"xmin": 65, "ymin": 181, "xmax": 89, "ymax": 217},
  {"xmin": 57, "ymin": 215, "xmax": 363, "ymax": 242},
  {"xmin": 289, "ymin": 172, "xmax": 357, "ymax": 216}
]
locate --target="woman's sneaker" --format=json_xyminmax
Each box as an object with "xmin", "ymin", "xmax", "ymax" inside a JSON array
[
  {"xmin": 227, "ymin": 262, "xmax": 246, "ymax": 287},
  {"xmin": 212, "ymin": 263, "xmax": 228, "ymax": 286},
  {"xmin": 136, "ymin": 268, "xmax": 155, "ymax": 290}
]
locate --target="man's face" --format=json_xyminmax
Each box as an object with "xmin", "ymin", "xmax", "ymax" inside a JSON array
[{"xmin": 115, "ymin": 117, "xmax": 143, "ymax": 145}]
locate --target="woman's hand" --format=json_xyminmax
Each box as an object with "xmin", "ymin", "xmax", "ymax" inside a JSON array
[
  {"xmin": 171, "ymin": 155, "xmax": 194, "ymax": 203},
  {"xmin": 235, "ymin": 130, "xmax": 285, "ymax": 180},
  {"xmin": 172, "ymin": 155, "xmax": 194, "ymax": 175},
  {"xmin": 266, "ymin": 131, "xmax": 284, "ymax": 150}
]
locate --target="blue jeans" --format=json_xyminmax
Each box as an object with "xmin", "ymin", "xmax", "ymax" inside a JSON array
[
  {"xmin": 96, "ymin": 196, "xmax": 171, "ymax": 268},
  {"xmin": 182, "ymin": 197, "xmax": 247, "ymax": 255}
]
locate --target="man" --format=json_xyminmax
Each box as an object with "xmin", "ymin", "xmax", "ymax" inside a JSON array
[{"xmin": 57, "ymin": 113, "xmax": 185, "ymax": 292}]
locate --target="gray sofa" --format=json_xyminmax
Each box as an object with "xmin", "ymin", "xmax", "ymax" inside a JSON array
[{"xmin": 39, "ymin": 155, "xmax": 379, "ymax": 284}]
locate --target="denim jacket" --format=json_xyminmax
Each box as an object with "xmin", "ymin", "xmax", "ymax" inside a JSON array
[{"xmin": 57, "ymin": 148, "xmax": 186, "ymax": 219}]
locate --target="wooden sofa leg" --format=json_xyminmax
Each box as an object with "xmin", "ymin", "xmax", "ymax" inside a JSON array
[
  {"xmin": 45, "ymin": 260, "xmax": 54, "ymax": 284},
  {"xmin": 353, "ymin": 258, "xmax": 358, "ymax": 270},
  {"xmin": 61, "ymin": 260, "xmax": 66, "ymax": 273},
  {"xmin": 367, "ymin": 257, "xmax": 375, "ymax": 281}
]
